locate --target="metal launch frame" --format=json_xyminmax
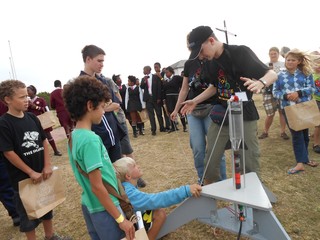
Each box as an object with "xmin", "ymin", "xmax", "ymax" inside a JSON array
[{"xmin": 156, "ymin": 100, "xmax": 290, "ymax": 240}]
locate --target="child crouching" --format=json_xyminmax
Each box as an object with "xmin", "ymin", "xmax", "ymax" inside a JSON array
[{"xmin": 113, "ymin": 157, "xmax": 202, "ymax": 240}]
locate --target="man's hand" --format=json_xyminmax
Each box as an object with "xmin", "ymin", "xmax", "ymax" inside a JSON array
[
  {"xmin": 170, "ymin": 110, "xmax": 178, "ymax": 121},
  {"xmin": 156, "ymin": 72, "xmax": 162, "ymax": 79},
  {"xmin": 180, "ymin": 100, "xmax": 197, "ymax": 115},
  {"xmin": 241, "ymin": 77, "xmax": 265, "ymax": 94}
]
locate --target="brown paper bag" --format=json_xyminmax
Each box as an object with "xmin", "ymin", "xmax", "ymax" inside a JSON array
[
  {"xmin": 37, "ymin": 111, "xmax": 56, "ymax": 129},
  {"xmin": 138, "ymin": 109, "xmax": 149, "ymax": 123},
  {"xmin": 18, "ymin": 168, "xmax": 66, "ymax": 219},
  {"xmin": 284, "ymin": 100, "xmax": 320, "ymax": 131},
  {"xmin": 121, "ymin": 228, "xmax": 149, "ymax": 240}
]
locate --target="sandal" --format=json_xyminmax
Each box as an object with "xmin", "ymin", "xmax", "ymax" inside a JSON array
[
  {"xmin": 305, "ymin": 160, "xmax": 319, "ymax": 167},
  {"xmin": 288, "ymin": 168, "xmax": 304, "ymax": 174},
  {"xmin": 280, "ymin": 132, "xmax": 289, "ymax": 140},
  {"xmin": 258, "ymin": 132, "xmax": 268, "ymax": 139}
]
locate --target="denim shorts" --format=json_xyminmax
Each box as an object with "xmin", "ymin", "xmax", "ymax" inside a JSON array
[
  {"xmin": 14, "ymin": 191, "xmax": 53, "ymax": 232},
  {"xmin": 82, "ymin": 205, "xmax": 125, "ymax": 240}
]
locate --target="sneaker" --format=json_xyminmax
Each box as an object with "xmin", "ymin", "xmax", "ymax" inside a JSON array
[
  {"xmin": 12, "ymin": 216, "xmax": 20, "ymax": 227},
  {"xmin": 44, "ymin": 233, "xmax": 72, "ymax": 240},
  {"xmin": 280, "ymin": 132, "xmax": 289, "ymax": 140},
  {"xmin": 167, "ymin": 129, "xmax": 177, "ymax": 133},
  {"xmin": 137, "ymin": 178, "xmax": 147, "ymax": 188},
  {"xmin": 54, "ymin": 151, "xmax": 62, "ymax": 156},
  {"xmin": 313, "ymin": 145, "xmax": 320, "ymax": 154},
  {"xmin": 258, "ymin": 132, "xmax": 268, "ymax": 139}
]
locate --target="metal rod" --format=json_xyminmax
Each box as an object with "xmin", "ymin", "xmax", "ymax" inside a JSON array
[{"xmin": 8, "ymin": 40, "xmax": 17, "ymax": 80}]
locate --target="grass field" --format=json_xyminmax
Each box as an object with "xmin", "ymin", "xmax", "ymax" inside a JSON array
[{"xmin": 1, "ymin": 94, "xmax": 320, "ymax": 240}]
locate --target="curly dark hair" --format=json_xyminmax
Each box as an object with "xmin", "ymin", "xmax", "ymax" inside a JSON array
[
  {"xmin": 0, "ymin": 80, "xmax": 26, "ymax": 102},
  {"xmin": 63, "ymin": 75, "xmax": 110, "ymax": 121}
]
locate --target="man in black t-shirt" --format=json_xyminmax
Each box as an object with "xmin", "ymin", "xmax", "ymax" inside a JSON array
[{"xmin": 181, "ymin": 26, "xmax": 277, "ymax": 184}]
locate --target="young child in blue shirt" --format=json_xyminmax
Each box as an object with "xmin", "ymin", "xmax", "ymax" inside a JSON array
[
  {"xmin": 63, "ymin": 75, "xmax": 135, "ymax": 240},
  {"xmin": 113, "ymin": 157, "xmax": 202, "ymax": 240}
]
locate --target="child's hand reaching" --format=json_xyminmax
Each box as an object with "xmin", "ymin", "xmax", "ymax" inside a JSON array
[{"xmin": 189, "ymin": 184, "xmax": 202, "ymax": 197}]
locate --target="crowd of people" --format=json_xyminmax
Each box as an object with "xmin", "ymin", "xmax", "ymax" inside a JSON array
[{"xmin": 0, "ymin": 25, "xmax": 320, "ymax": 240}]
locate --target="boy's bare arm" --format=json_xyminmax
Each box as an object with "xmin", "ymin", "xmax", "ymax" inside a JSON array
[
  {"xmin": 4, "ymin": 151, "xmax": 42, "ymax": 182},
  {"xmin": 42, "ymin": 139, "xmax": 53, "ymax": 180},
  {"xmin": 88, "ymin": 169, "xmax": 135, "ymax": 240},
  {"xmin": 104, "ymin": 102, "xmax": 120, "ymax": 112}
]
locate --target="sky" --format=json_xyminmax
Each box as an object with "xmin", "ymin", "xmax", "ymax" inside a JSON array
[{"xmin": 0, "ymin": 0, "xmax": 319, "ymax": 93}]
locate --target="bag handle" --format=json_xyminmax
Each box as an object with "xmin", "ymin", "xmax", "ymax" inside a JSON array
[{"xmin": 68, "ymin": 136, "xmax": 130, "ymax": 204}]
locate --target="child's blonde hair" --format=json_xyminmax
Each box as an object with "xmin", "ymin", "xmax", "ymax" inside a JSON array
[
  {"xmin": 310, "ymin": 51, "xmax": 320, "ymax": 68},
  {"xmin": 285, "ymin": 48, "xmax": 313, "ymax": 76},
  {"xmin": 113, "ymin": 157, "xmax": 136, "ymax": 182}
]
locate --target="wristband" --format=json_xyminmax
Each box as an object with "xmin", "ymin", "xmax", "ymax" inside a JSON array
[
  {"xmin": 257, "ymin": 79, "xmax": 267, "ymax": 89},
  {"xmin": 115, "ymin": 214, "xmax": 124, "ymax": 224}
]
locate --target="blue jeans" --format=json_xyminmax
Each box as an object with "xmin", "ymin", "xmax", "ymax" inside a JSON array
[
  {"xmin": 283, "ymin": 110, "xmax": 309, "ymax": 163},
  {"xmin": 187, "ymin": 114, "xmax": 226, "ymax": 181},
  {"xmin": 82, "ymin": 205, "xmax": 125, "ymax": 240},
  {"xmin": 289, "ymin": 128, "xmax": 309, "ymax": 163}
]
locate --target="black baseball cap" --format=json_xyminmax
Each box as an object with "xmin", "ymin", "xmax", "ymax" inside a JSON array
[{"xmin": 188, "ymin": 26, "xmax": 213, "ymax": 60}]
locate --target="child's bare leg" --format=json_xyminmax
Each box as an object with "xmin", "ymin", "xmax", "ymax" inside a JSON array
[
  {"xmin": 147, "ymin": 209, "xmax": 166, "ymax": 240},
  {"xmin": 42, "ymin": 219, "xmax": 54, "ymax": 239},
  {"xmin": 25, "ymin": 229, "xmax": 36, "ymax": 240}
]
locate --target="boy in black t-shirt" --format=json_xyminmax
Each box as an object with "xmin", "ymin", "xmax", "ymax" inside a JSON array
[{"xmin": 0, "ymin": 80, "xmax": 70, "ymax": 240}]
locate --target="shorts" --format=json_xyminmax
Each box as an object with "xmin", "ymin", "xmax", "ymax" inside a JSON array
[
  {"xmin": 107, "ymin": 140, "xmax": 122, "ymax": 163},
  {"xmin": 14, "ymin": 191, "xmax": 53, "ymax": 232},
  {"xmin": 262, "ymin": 93, "xmax": 279, "ymax": 116},
  {"xmin": 82, "ymin": 205, "xmax": 125, "ymax": 240},
  {"xmin": 142, "ymin": 210, "xmax": 153, "ymax": 232}
]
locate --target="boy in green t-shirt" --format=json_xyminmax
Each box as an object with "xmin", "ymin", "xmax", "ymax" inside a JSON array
[{"xmin": 63, "ymin": 75, "xmax": 135, "ymax": 240}]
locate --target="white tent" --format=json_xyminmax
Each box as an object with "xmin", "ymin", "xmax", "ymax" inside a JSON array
[{"xmin": 169, "ymin": 60, "xmax": 186, "ymax": 76}]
